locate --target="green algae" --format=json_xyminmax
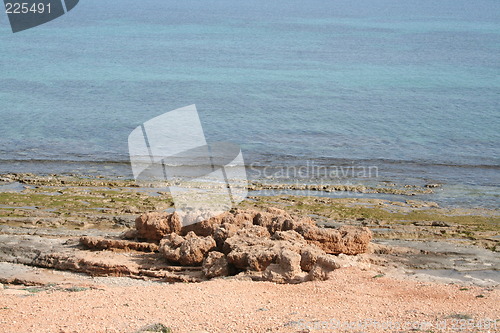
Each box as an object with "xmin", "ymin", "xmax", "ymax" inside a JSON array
[{"xmin": 1, "ymin": 175, "xmax": 498, "ymax": 249}]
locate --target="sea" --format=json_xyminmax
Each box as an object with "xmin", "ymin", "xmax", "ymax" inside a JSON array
[{"xmin": 0, "ymin": 0, "xmax": 498, "ymax": 208}]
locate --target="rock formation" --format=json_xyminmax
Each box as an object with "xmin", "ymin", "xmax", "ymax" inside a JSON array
[
  {"xmin": 202, "ymin": 251, "xmax": 230, "ymax": 278},
  {"xmin": 138, "ymin": 207, "xmax": 372, "ymax": 283},
  {"xmin": 159, "ymin": 232, "xmax": 217, "ymax": 266},
  {"xmin": 1, "ymin": 207, "xmax": 371, "ymax": 284},
  {"xmin": 135, "ymin": 212, "xmax": 182, "ymax": 241}
]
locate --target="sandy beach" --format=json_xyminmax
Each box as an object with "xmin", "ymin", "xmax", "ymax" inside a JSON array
[{"xmin": 1, "ymin": 267, "xmax": 499, "ymax": 333}]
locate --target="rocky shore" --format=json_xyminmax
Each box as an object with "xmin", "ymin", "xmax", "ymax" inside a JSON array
[
  {"xmin": 0, "ymin": 173, "xmax": 499, "ymax": 332},
  {"xmin": 1, "ymin": 173, "xmax": 497, "ymax": 249}
]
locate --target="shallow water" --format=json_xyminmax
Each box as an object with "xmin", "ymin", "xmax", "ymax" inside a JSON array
[{"xmin": 0, "ymin": 0, "xmax": 498, "ymax": 208}]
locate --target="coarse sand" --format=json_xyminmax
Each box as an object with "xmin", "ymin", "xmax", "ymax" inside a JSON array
[{"xmin": 0, "ymin": 267, "xmax": 498, "ymax": 333}]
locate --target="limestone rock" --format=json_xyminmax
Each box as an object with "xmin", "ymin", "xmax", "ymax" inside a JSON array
[
  {"xmin": 227, "ymin": 244, "xmax": 277, "ymax": 272},
  {"xmin": 308, "ymin": 255, "xmax": 340, "ymax": 281},
  {"xmin": 80, "ymin": 236, "xmax": 158, "ymax": 252},
  {"xmin": 262, "ymin": 249, "xmax": 306, "ymax": 284},
  {"xmin": 160, "ymin": 232, "xmax": 216, "ymax": 266},
  {"xmin": 212, "ymin": 223, "xmax": 240, "ymax": 249},
  {"xmin": 299, "ymin": 244, "xmax": 325, "ymax": 272},
  {"xmin": 180, "ymin": 212, "xmax": 227, "ymax": 237},
  {"xmin": 297, "ymin": 225, "xmax": 372, "ymax": 255},
  {"xmin": 135, "ymin": 212, "xmax": 182, "ymax": 242},
  {"xmin": 181, "ymin": 209, "xmax": 257, "ymax": 237},
  {"xmin": 120, "ymin": 229, "xmax": 138, "ymax": 240},
  {"xmin": 225, "ymin": 226, "xmax": 307, "ymax": 273},
  {"xmin": 202, "ymin": 251, "xmax": 229, "ymax": 278},
  {"xmin": 0, "ymin": 206, "xmax": 373, "ymax": 284},
  {"xmin": 272, "ymin": 230, "xmax": 306, "ymax": 243}
]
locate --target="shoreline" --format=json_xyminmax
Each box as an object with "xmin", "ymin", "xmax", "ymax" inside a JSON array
[
  {"xmin": 0, "ymin": 173, "xmax": 499, "ymax": 332},
  {"xmin": 1, "ymin": 173, "xmax": 498, "ymax": 242},
  {"xmin": 1, "ymin": 152, "xmax": 499, "ymax": 208},
  {"xmin": 1, "ymin": 170, "xmax": 499, "ymax": 209},
  {"xmin": 0, "ymin": 172, "xmax": 498, "ymax": 269}
]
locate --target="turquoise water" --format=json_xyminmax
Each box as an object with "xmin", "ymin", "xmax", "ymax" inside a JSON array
[{"xmin": 0, "ymin": 0, "xmax": 499, "ymax": 207}]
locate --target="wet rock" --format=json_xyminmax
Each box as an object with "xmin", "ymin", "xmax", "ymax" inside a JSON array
[
  {"xmin": 135, "ymin": 212, "xmax": 182, "ymax": 242},
  {"xmin": 413, "ymin": 221, "xmax": 452, "ymax": 227},
  {"xmin": 406, "ymin": 200, "xmax": 439, "ymax": 208},
  {"xmin": 202, "ymin": 251, "xmax": 229, "ymax": 278}
]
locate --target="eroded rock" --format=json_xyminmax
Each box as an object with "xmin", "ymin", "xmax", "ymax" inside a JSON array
[
  {"xmin": 308, "ymin": 255, "xmax": 340, "ymax": 281},
  {"xmin": 176, "ymin": 208, "xmax": 371, "ymax": 282},
  {"xmin": 2, "ymin": 207, "xmax": 372, "ymax": 284},
  {"xmin": 297, "ymin": 225, "xmax": 372, "ymax": 255},
  {"xmin": 299, "ymin": 244, "xmax": 325, "ymax": 272},
  {"xmin": 135, "ymin": 212, "xmax": 182, "ymax": 242},
  {"xmin": 222, "ymin": 225, "xmax": 338, "ymax": 283},
  {"xmin": 160, "ymin": 232, "xmax": 216, "ymax": 266},
  {"xmin": 181, "ymin": 209, "xmax": 257, "ymax": 237},
  {"xmin": 262, "ymin": 250, "xmax": 306, "ymax": 284},
  {"xmin": 202, "ymin": 251, "xmax": 230, "ymax": 278},
  {"xmin": 80, "ymin": 236, "xmax": 158, "ymax": 252}
]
